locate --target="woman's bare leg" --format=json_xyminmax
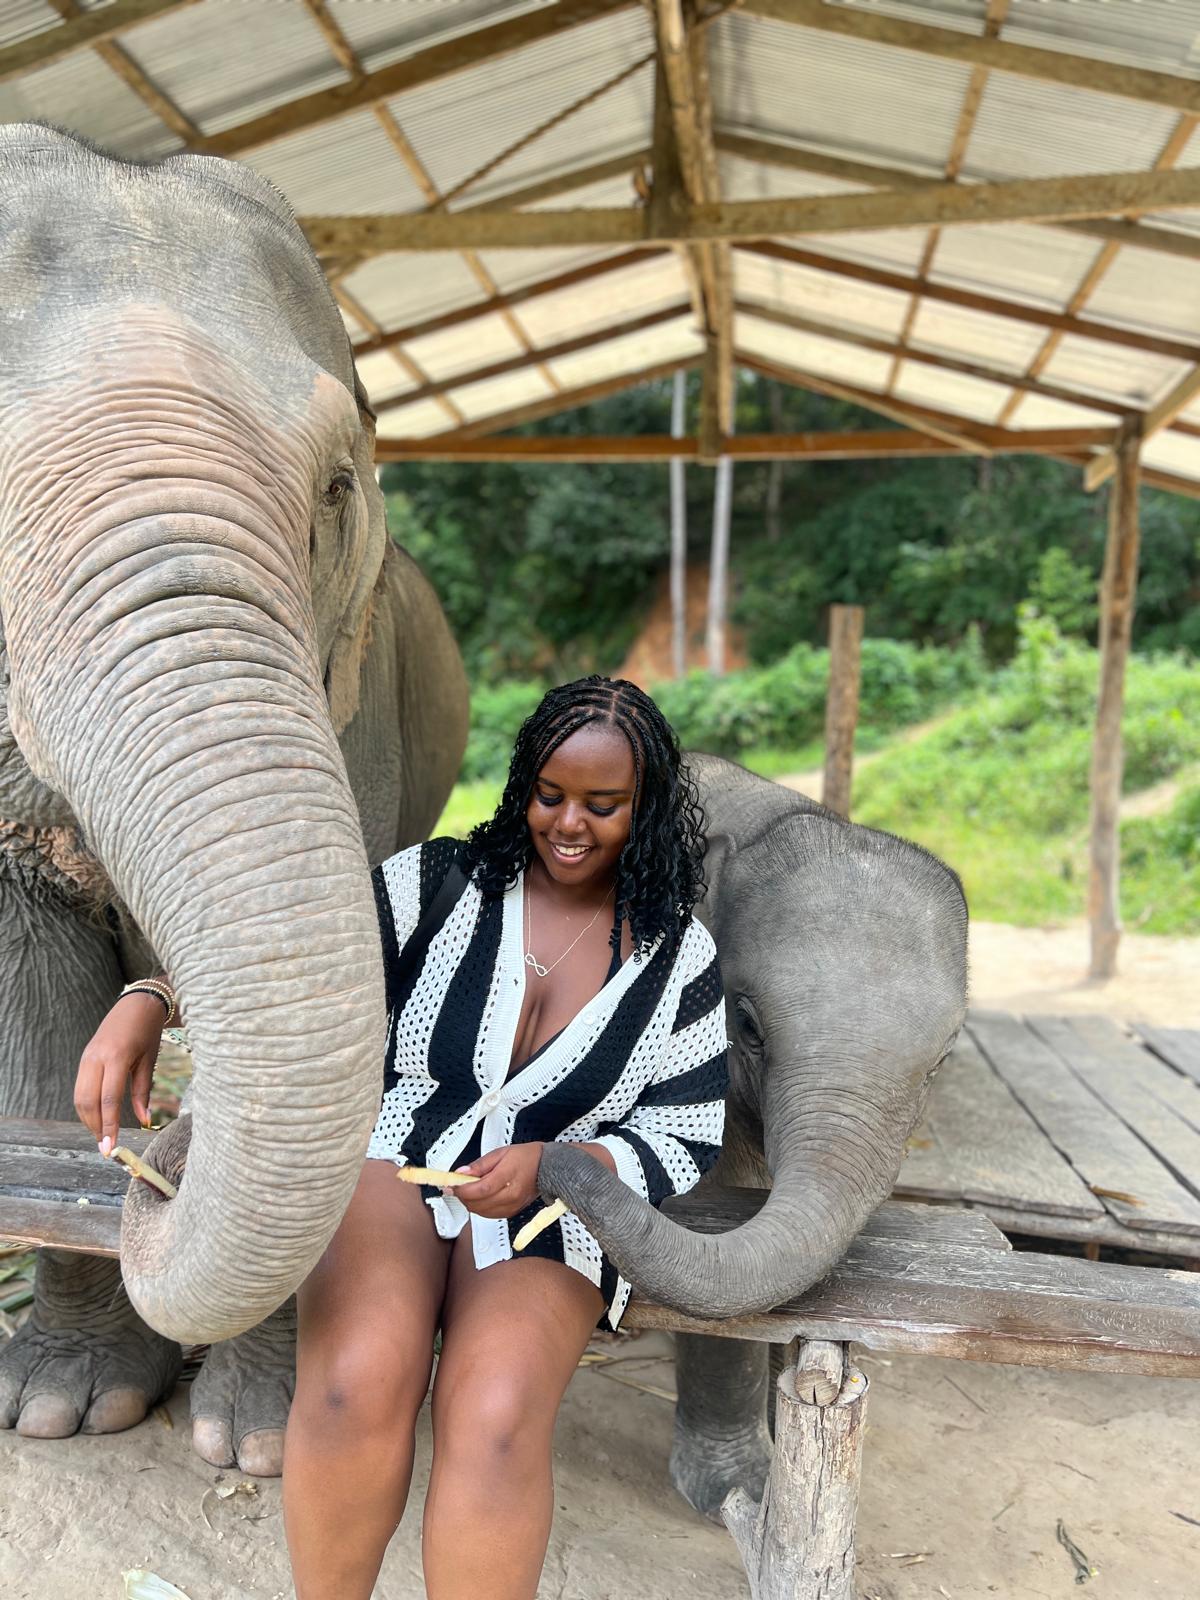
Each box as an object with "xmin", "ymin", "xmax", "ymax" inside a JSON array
[
  {"xmin": 423, "ymin": 1237, "xmax": 604, "ymax": 1600},
  {"xmin": 283, "ymin": 1161, "xmax": 451, "ymax": 1600}
]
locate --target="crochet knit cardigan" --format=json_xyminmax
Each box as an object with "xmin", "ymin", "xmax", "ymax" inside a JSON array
[{"xmin": 367, "ymin": 837, "xmax": 729, "ymax": 1328}]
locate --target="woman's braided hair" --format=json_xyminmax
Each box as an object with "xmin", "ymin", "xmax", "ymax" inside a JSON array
[{"xmin": 462, "ymin": 676, "xmax": 707, "ymax": 957}]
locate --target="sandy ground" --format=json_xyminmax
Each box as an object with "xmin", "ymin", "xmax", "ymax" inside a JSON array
[{"xmin": 3, "ymin": 925, "xmax": 1198, "ymax": 1598}]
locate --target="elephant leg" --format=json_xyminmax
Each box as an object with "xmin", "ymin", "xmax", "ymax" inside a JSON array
[
  {"xmin": 190, "ymin": 1298, "xmax": 296, "ymax": 1477},
  {"xmin": 671, "ymin": 1333, "xmax": 772, "ymax": 1521},
  {"xmin": 0, "ymin": 1251, "xmax": 181, "ymax": 1436},
  {"xmin": 0, "ymin": 842, "xmax": 182, "ymax": 1438}
]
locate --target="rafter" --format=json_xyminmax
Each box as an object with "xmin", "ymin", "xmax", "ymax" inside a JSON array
[
  {"xmin": 41, "ymin": 0, "xmax": 201, "ymax": 142},
  {"xmin": 1085, "ymin": 366, "xmax": 1200, "ymax": 491},
  {"xmin": 300, "ymin": 162, "xmax": 1200, "ymax": 255},
  {"xmin": 740, "ymin": 0, "xmax": 1200, "ymax": 117},
  {"xmin": 744, "ymin": 241, "xmax": 1200, "ymax": 367},
  {"xmin": 714, "ymin": 130, "xmax": 1200, "ymax": 267},
  {"xmin": 0, "ymin": 0, "xmax": 201, "ymax": 86},
  {"xmin": 198, "ymin": 0, "xmax": 634, "ymax": 158},
  {"xmin": 335, "ymin": 284, "xmax": 463, "ymax": 428}
]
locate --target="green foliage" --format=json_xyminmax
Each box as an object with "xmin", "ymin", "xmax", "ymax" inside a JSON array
[{"xmin": 1120, "ymin": 786, "xmax": 1200, "ymax": 936}]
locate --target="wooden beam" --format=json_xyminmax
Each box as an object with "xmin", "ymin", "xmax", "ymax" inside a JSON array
[
  {"xmin": 301, "ymin": 163, "xmax": 1200, "ymax": 255},
  {"xmin": 741, "ymin": 0, "xmax": 1200, "ymax": 117},
  {"xmin": 1085, "ymin": 365, "xmax": 1200, "ymax": 491},
  {"xmin": 351, "ymin": 248, "xmax": 667, "ymax": 360},
  {"xmin": 373, "ymin": 427, "xmax": 1118, "ymax": 464},
  {"xmin": 336, "ymin": 282, "xmax": 463, "ymax": 428},
  {"xmin": 1089, "ymin": 421, "xmax": 1142, "ymax": 979},
  {"xmin": 744, "ymin": 241, "xmax": 1200, "ymax": 367},
  {"xmin": 374, "ymin": 301, "xmax": 692, "ymax": 415},
  {"xmin": 715, "ymin": 130, "xmax": 1200, "ymax": 266},
  {"xmin": 0, "ymin": 0, "xmax": 201, "ymax": 86},
  {"xmin": 735, "ymin": 299, "xmax": 1138, "ymax": 421},
  {"xmin": 390, "ymin": 356, "xmax": 700, "ymax": 442},
  {"xmin": 822, "ymin": 604, "xmax": 865, "ymax": 819},
  {"xmin": 198, "ymin": 0, "xmax": 634, "ymax": 158},
  {"xmin": 464, "ymin": 149, "xmax": 651, "ymax": 214}
]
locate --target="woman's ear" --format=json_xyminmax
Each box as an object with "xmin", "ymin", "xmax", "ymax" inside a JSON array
[{"xmin": 324, "ymin": 372, "xmax": 387, "ymax": 734}]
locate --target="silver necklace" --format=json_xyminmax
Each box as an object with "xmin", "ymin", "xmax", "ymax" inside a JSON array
[{"xmin": 523, "ymin": 880, "xmax": 613, "ymax": 979}]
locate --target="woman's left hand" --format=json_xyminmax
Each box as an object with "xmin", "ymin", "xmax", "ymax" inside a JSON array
[{"xmin": 448, "ymin": 1142, "xmax": 545, "ymax": 1219}]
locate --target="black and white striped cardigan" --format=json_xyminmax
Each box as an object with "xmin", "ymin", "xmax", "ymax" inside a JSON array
[{"xmin": 367, "ymin": 838, "xmax": 728, "ymax": 1328}]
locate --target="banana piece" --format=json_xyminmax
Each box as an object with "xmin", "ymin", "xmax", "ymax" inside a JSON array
[
  {"xmin": 512, "ymin": 1199, "xmax": 568, "ymax": 1251},
  {"xmin": 396, "ymin": 1165, "xmax": 478, "ymax": 1187}
]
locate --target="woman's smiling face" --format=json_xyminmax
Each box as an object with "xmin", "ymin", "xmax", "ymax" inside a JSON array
[{"xmin": 526, "ymin": 723, "xmax": 636, "ymax": 889}]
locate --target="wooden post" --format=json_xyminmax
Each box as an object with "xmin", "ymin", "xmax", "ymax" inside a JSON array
[
  {"xmin": 1088, "ymin": 420, "xmax": 1142, "ymax": 979},
  {"xmin": 670, "ymin": 369, "xmax": 688, "ymax": 679},
  {"xmin": 821, "ymin": 605, "xmax": 865, "ymax": 818},
  {"xmin": 723, "ymin": 1339, "xmax": 869, "ymax": 1600}
]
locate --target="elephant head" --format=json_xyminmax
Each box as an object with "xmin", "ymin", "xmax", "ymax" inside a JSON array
[
  {"xmin": 539, "ymin": 753, "xmax": 968, "ymax": 1317},
  {"xmin": 0, "ymin": 125, "xmax": 392, "ymax": 1343}
]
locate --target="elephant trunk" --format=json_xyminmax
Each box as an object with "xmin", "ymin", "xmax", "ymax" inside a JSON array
[
  {"xmin": 3, "ymin": 507, "xmax": 385, "ymax": 1344},
  {"xmin": 540, "ymin": 1067, "xmax": 916, "ymax": 1320}
]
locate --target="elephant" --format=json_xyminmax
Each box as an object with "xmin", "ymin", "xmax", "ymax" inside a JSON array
[
  {"xmin": 0, "ymin": 124, "xmax": 467, "ymax": 1472},
  {"xmin": 541, "ymin": 750, "xmax": 968, "ymax": 1515}
]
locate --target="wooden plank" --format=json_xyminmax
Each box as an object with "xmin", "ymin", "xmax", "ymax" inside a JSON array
[
  {"xmin": 970, "ymin": 1012, "xmax": 1200, "ymax": 1236},
  {"xmin": 664, "ymin": 1189, "xmax": 1011, "ymax": 1251},
  {"xmin": 627, "ymin": 1230, "xmax": 1200, "ymax": 1377},
  {"xmin": 1029, "ymin": 1015, "xmax": 1200, "ymax": 1188},
  {"xmin": 898, "ymin": 1033, "xmax": 1104, "ymax": 1218},
  {"xmin": 0, "ymin": 1118, "xmax": 152, "ymax": 1155},
  {"xmin": 0, "ymin": 1197, "xmax": 121, "ymax": 1255},
  {"xmin": 969, "ymin": 1203, "xmax": 1200, "ymax": 1259},
  {"xmin": 1137, "ymin": 1026, "xmax": 1200, "ymax": 1088},
  {"xmin": 0, "ymin": 1150, "xmax": 128, "ymax": 1206},
  {"xmin": 742, "ymin": 0, "xmax": 1200, "ymax": 118}
]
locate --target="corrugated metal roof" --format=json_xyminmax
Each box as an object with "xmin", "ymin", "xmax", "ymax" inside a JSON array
[
  {"xmin": 383, "ymin": 8, "xmax": 653, "ymax": 203},
  {"xmin": 353, "ymin": 350, "xmax": 418, "ymax": 404},
  {"xmin": 121, "ymin": 0, "xmax": 348, "ymax": 138},
  {"xmin": 712, "ymin": 11, "xmax": 974, "ymax": 174},
  {"xmin": 2, "ymin": 0, "xmax": 1198, "ymax": 481},
  {"xmin": 999, "ymin": 393, "xmax": 1118, "ymax": 431}
]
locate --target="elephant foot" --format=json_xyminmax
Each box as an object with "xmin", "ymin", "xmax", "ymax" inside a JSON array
[
  {"xmin": 0, "ymin": 1282, "xmax": 182, "ymax": 1440},
  {"xmin": 190, "ymin": 1298, "xmax": 296, "ymax": 1477},
  {"xmin": 670, "ymin": 1424, "xmax": 772, "ymax": 1522}
]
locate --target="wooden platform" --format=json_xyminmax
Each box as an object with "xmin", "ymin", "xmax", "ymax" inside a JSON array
[{"xmin": 896, "ymin": 1010, "xmax": 1200, "ymax": 1257}]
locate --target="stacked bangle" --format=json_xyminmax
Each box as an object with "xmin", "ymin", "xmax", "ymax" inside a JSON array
[{"xmin": 121, "ymin": 978, "xmax": 177, "ymax": 1028}]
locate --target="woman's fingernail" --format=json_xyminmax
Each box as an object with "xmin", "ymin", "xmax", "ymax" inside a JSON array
[{"xmin": 98, "ymin": 1137, "xmax": 112, "ymax": 1157}]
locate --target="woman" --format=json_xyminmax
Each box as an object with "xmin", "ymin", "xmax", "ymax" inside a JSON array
[{"xmin": 76, "ymin": 675, "xmax": 728, "ymax": 1599}]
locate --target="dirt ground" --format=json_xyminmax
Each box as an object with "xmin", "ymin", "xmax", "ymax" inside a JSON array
[{"xmin": 3, "ymin": 925, "xmax": 1198, "ymax": 1599}]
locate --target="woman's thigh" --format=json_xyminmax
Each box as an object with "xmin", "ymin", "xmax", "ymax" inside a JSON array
[
  {"xmin": 295, "ymin": 1160, "xmax": 452, "ymax": 1419},
  {"xmin": 430, "ymin": 1232, "xmax": 604, "ymax": 1455}
]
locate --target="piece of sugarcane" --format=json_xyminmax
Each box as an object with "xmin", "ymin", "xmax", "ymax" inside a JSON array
[
  {"xmin": 396, "ymin": 1166, "xmax": 479, "ymax": 1188},
  {"xmin": 512, "ymin": 1199, "xmax": 568, "ymax": 1251},
  {"xmin": 110, "ymin": 1146, "xmax": 177, "ymax": 1199}
]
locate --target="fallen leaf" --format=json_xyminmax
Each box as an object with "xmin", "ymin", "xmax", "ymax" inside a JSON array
[
  {"xmin": 154, "ymin": 1406, "xmax": 173, "ymax": 1430},
  {"xmin": 123, "ymin": 1572, "xmax": 192, "ymax": 1600},
  {"xmin": 1089, "ymin": 1185, "xmax": 1143, "ymax": 1207}
]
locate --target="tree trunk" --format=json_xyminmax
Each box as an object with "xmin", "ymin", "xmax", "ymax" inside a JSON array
[
  {"xmin": 1088, "ymin": 422, "xmax": 1141, "ymax": 979},
  {"xmin": 723, "ymin": 1339, "xmax": 869, "ymax": 1600}
]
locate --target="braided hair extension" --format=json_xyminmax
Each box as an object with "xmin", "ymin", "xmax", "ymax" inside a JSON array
[{"xmin": 462, "ymin": 676, "xmax": 707, "ymax": 957}]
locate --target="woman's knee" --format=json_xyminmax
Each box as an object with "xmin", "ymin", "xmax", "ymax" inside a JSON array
[
  {"xmin": 433, "ymin": 1371, "xmax": 554, "ymax": 1475},
  {"xmin": 295, "ymin": 1325, "xmax": 433, "ymax": 1438}
]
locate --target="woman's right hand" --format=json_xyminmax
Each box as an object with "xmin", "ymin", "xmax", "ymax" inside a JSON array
[{"xmin": 75, "ymin": 993, "xmax": 166, "ymax": 1153}]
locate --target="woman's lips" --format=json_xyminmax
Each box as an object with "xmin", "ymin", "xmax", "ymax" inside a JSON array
[{"xmin": 548, "ymin": 841, "xmax": 592, "ymax": 865}]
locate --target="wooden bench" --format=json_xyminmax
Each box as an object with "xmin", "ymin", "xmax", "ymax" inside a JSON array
[{"xmin": 4, "ymin": 1121, "xmax": 1200, "ymax": 1599}]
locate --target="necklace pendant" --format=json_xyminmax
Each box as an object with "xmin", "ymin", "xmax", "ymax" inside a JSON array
[{"xmin": 524, "ymin": 951, "xmax": 549, "ymax": 979}]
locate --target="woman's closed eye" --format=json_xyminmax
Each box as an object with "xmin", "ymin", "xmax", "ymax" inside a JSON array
[{"xmin": 535, "ymin": 791, "xmax": 617, "ymax": 817}]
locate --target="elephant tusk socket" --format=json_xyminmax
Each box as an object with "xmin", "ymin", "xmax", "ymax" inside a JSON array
[
  {"xmin": 513, "ymin": 1199, "xmax": 568, "ymax": 1251},
  {"xmin": 396, "ymin": 1165, "xmax": 478, "ymax": 1188},
  {"xmin": 110, "ymin": 1146, "xmax": 177, "ymax": 1199}
]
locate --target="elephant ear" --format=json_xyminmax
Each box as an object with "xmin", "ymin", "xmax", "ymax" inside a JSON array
[{"xmin": 324, "ymin": 368, "xmax": 389, "ymax": 735}]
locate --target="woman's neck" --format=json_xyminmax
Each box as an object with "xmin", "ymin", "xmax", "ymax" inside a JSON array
[{"xmin": 526, "ymin": 853, "xmax": 617, "ymax": 912}]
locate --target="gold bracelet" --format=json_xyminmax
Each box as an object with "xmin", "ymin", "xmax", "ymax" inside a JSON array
[{"xmin": 120, "ymin": 979, "xmax": 177, "ymax": 1028}]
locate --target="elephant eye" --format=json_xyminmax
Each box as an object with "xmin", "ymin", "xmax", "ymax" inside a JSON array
[
  {"xmin": 323, "ymin": 470, "xmax": 355, "ymax": 508},
  {"xmin": 735, "ymin": 997, "xmax": 764, "ymax": 1052}
]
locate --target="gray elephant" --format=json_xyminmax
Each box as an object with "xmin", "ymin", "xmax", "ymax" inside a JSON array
[
  {"xmin": 541, "ymin": 751, "xmax": 968, "ymax": 1514},
  {"xmin": 0, "ymin": 125, "xmax": 467, "ymax": 1472}
]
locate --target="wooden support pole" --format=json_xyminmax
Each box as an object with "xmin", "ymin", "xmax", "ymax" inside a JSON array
[
  {"xmin": 723, "ymin": 1339, "xmax": 869, "ymax": 1600},
  {"xmin": 707, "ymin": 453, "xmax": 732, "ymax": 677},
  {"xmin": 1088, "ymin": 422, "xmax": 1143, "ymax": 980},
  {"xmin": 670, "ymin": 369, "xmax": 689, "ymax": 679},
  {"xmin": 821, "ymin": 605, "xmax": 865, "ymax": 818}
]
